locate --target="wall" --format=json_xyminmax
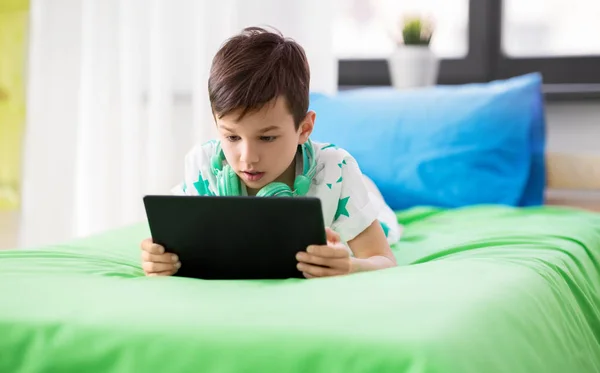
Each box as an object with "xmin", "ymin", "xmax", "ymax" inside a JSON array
[
  {"xmin": 545, "ymin": 101, "xmax": 600, "ymax": 205},
  {"xmin": 546, "ymin": 101, "xmax": 600, "ymax": 154}
]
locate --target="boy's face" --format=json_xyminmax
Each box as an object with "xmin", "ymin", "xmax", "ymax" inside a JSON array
[{"xmin": 216, "ymin": 96, "xmax": 315, "ymax": 195}]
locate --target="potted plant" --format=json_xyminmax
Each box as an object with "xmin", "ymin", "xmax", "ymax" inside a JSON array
[{"xmin": 388, "ymin": 15, "xmax": 439, "ymax": 89}]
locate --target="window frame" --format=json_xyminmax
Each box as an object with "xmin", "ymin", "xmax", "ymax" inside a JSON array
[{"xmin": 337, "ymin": 0, "xmax": 600, "ymax": 100}]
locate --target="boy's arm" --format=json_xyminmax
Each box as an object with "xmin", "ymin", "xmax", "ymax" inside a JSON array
[
  {"xmin": 296, "ymin": 150, "xmax": 398, "ymax": 278},
  {"xmin": 347, "ymin": 220, "xmax": 397, "ymax": 273},
  {"xmin": 328, "ymin": 154, "xmax": 397, "ymax": 272},
  {"xmin": 296, "ymin": 221, "xmax": 396, "ymax": 278}
]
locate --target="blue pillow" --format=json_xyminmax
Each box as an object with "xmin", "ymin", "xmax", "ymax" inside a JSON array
[{"xmin": 309, "ymin": 73, "xmax": 545, "ymax": 211}]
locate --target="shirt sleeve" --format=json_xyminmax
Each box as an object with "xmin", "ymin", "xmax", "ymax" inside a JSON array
[
  {"xmin": 170, "ymin": 143, "xmax": 215, "ymax": 196},
  {"xmin": 330, "ymin": 154, "xmax": 379, "ymax": 243}
]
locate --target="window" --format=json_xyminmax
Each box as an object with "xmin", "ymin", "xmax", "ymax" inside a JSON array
[
  {"xmin": 502, "ymin": 0, "xmax": 600, "ymax": 57},
  {"xmin": 333, "ymin": 0, "xmax": 469, "ymax": 59},
  {"xmin": 336, "ymin": 0, "xmax": 600, "ymax": 98},
  {"xmin": 497, "ymin": 0, "xmax": 600, "ymax": 89},
  {"xmin": 336, "ymin": 0, "xmax": 495, "ymax": 86}
]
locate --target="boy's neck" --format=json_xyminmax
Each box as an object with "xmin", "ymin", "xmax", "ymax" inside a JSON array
[{"xmin": 277, "ymin": 155, "xmax": 299, "ymax": 189}]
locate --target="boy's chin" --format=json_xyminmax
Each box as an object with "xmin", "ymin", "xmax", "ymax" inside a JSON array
[{"xmin": 241, "ymin": 174, "xmax": 292, "ymax": 195}]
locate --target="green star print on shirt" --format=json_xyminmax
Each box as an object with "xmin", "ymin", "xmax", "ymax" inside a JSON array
[
  {"xmin": 380, "ymin": 221, "xmax": 390, "ymax": 237},
  {"xmin": 194, "ymin": 174, "xmax": 211, "ymax": 196},
  {"xmin": 321, "ymin": 143, "xmax": 339, "ymax": 150},
  {"xmin": 335, "ymin": 196, "xmax": 350, "ymax": 220}
]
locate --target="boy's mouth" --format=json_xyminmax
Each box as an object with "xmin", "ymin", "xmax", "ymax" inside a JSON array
[{"xmin": 241, "ymin": 171, "xmax": 265, "ymax": 182}]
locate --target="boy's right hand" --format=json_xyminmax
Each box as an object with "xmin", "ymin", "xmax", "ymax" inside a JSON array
[{"xmin": 140, "ymin": 238, "xmax": 181, "ymax": 276}]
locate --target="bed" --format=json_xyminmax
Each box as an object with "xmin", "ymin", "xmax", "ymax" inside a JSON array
[
  {"xmin": 2, "ymin": 74, "xmax": 600, "ymax": 372},
  {"xmin": 1, "ymin": 150, "xmax": 599, "ymax": 372}
]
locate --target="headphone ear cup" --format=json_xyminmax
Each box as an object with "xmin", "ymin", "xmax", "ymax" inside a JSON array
[
  {"xmin": 293, "ymin": 175, "xmax": 311, "ymax": 196},
  {"xmin": 211, "ymin": 155, "xmax": 222, "ymax": 171}
]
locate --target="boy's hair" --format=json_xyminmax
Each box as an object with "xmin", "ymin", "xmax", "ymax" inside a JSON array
[{"xmin": 208, "ymin": 26, "xmax": 310, "ymax": 129}]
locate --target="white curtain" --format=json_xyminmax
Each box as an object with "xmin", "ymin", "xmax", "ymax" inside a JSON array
[{"xmin": 19, "ymin": 0, "xmax": 336, "ymax": 248}]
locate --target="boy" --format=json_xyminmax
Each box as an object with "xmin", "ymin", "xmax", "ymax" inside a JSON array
[{"xmin": 140, "ymin": 27, "xmax": 402, "ymax": 278}]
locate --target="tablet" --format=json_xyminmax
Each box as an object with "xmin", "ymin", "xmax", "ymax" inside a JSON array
[{"xmin": 142, "ymin": 195, "xmax": 327, "ymax": 280}]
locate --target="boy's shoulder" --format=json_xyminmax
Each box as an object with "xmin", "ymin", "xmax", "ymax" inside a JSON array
[
  {"xmin": 311, "ymin": 141, "xmax": 361, "ymax": 171},
  {"xmin": 187, "ymin": 139, "xmax": 218, "ymax": 159},
  {"xmin": 312, "ymin": 141, "xmax": 345, "ymax": 153},
  {"xmin": 182, "ymin": 139, "xmax": 219, "ymax": 172}
]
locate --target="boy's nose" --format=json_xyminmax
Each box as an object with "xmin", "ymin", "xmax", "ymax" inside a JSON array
[{"xmin": 239, "ymin": 144, "xmax": 259, "ymax": 164}]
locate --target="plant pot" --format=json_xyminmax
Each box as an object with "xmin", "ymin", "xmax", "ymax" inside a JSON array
[{"xmin": 388, "ymin": 46, "xmax": 439, "ymax": 89}]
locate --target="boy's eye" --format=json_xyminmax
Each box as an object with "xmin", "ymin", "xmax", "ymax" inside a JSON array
[
  {"xmin": 260, "ymin": 136, "xmax": 277, "ymax": 142},
  {"xmin": 226, "ymin": 136, "xmax": 240, "ymax": 142}
]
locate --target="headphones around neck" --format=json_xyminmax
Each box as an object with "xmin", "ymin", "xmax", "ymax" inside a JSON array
[{"xmin": 210, "ymin": 138, "xmax": 318, "ymax": 197}]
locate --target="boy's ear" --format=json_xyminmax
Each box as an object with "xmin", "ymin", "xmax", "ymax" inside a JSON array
[{"xmin": 298, "ymin": 110, "xmax": 316, "ymax": 144}]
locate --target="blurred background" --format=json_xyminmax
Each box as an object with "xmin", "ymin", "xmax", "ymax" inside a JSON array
[{"xmin": 1, "ymin": 0, "xmax": 599, "ymax": 249}]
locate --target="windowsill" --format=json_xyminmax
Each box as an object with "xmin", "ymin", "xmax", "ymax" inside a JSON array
[{"xmin": 542, "ymin": 84, "xmax": 600, "ymax": 101}]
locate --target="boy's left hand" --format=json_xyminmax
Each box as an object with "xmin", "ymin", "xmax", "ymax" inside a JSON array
[{"xmin": 296, "ymin": 228, "xmax": 352, "ymax": 278}]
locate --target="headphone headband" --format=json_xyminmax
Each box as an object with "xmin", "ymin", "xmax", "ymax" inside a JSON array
[{"xmin": 210, "ymin": 139, "xmax": 317, "ymax": 197}]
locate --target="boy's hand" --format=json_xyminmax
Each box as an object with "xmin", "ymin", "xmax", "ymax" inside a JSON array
[
  {"xmin": 296, "ymin": 228, "xmax": 352, "ymax": 278},
  {"xmin": 140, "ymin": 238, "xmax": 181, "ymax": 276}
]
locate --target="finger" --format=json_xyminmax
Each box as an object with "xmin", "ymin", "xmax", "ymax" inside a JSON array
[
  {"xmin": 297, "ymin": 262, "xmax": 343, "ymax": 277},
  {"xmin": 141, "ymin": 240, "xmax": 165, "ymax": 255},
  {"xmin": 140, "ymin": 238, "xmax": 153, "ymax": 251},
  {"xmin": 306, "ymin": 244, "xmax": 349, "ymax": 259},
  {"xmin": 143, "ymin": 261, "xmax": 180, "ymax": 274},
  {"xmin": 141, "ymin": 250, "xmax": 179, "ymax": 264},
  {"xmin": 296, "ymin": 252, "xmax": 346, "ymax": 268},
  {"xmin": 325, "ymin": 227, "xmax": 341, "ymax": 244},
  {"xmin": 303, "ymin": 272, "xmax": 315, "ymax": 279},
  {"xmin": 296, "ymin": 251, "xmax": 330, "ymax": 266},
  {"xmin": 147, "ymin": 270, "xmax": 177, "ymax": 277}
]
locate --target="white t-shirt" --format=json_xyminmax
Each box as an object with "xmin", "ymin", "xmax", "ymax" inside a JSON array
[{"xmin": 171, "ymin": 140, "xmax": 402, "ymax": 246}]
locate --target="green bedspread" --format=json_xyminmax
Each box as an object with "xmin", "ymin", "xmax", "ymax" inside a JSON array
[{"xmin": 1, "ymin": 205, "xmax": 599, "ymax": 372}]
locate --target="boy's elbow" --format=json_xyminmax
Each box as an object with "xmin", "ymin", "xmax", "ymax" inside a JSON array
[{"xmin": 349, "ymin": 220, "xmax": 397, "ymax": 264}]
